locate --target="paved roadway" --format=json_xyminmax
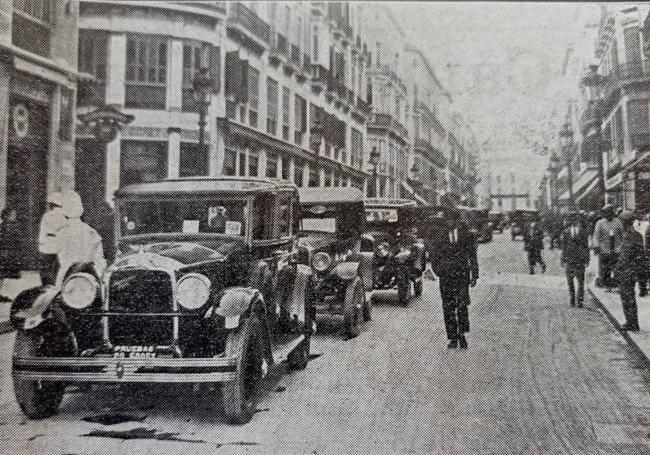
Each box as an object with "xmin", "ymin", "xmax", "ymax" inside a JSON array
[{"xmin": 1, "ymin": 231, "xmax": 650, "ymax": 454}]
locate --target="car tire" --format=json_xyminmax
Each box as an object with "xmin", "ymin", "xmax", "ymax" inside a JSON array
[
  {"xmin": 13, "ymin": 331, "xmax": 67, "ymax": 419},
  {"xmin": 343, "ymin": 278, "xmax": 363, "ymax": 338},
  {"xmin": 222, "ymin": 316, "xmax": 263, "ymax": 424},
  {"xmin": 397, "ymin": 273, "xmax": 411, "ymax": 306},
  {"xmin": 362, "ymin": 291, "xmax": 372, "ymax": 322},
  {"xmin": 287, "ymin": 337, "xmax": 310, "ymax": 371}
]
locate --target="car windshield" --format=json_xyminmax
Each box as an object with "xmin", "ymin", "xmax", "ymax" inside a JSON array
[{"xmin": 119, "ymin": 199, "xmax": 248, "ymax": 237}]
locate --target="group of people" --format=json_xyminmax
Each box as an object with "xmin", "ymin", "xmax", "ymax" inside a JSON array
[
  {"xmin": 0, "ymin": 191, "xmax": 108, "ymax": 301},
  {"xmin": 522, "ymin": 204, "xmax": 648, "ymax": 332}
]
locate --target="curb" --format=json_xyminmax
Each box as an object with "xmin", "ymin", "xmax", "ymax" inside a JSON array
[{"xmin": 588, "ymin": 287, "xmax": 650, "ymax": 367}]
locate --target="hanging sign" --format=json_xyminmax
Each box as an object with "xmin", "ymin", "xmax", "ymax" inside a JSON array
[{"xmin": 12, "ymin": 103, "xmax": 29, "ymax": 138}]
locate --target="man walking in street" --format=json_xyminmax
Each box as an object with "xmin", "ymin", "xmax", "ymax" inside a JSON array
[
  {"xmin": 428, "ymin": 208, "xmax": 479, "ymax": 349},
  {"xmin": 38, "ymin": 192, "xmax": 66, "ymax": 286},
  {"xmin": 560, "ymin": 211, "xmax": 590, "ymax": 307},
  {"xmin": 524, "ymin": 216, "xmax": 546, "ymax": 274},
  {"xmin": 593, "ymin": 204, "xmax": 623, "ymax": 290},
  {"xmin": 614, "ymin": 211, "xmax": 643, "ymax": 331}
]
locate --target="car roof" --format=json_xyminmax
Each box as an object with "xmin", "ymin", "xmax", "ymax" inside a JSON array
[
  {"xmin": 298, "ymin": 187, "xmax": 364, "ymax": 204},
  {"xmin": 364, "ymin": 198, "xmax": 417, "ymax": 208},
  {"xmin": 115, "ymin": 177, "xmax": 297, "ymax": 198}
]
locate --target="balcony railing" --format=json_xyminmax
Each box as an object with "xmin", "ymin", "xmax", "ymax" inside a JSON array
[
  {"xmin": 603, "ymin": 62, "xmax": 650, "ymax": 103},
  {"xmin": 228, "ymin": 2, "xmax": 270, "ymax": 45},
  {"xmin": 414, "ymin": 138, "xmax": 447, "ymax": 168},
  {"xmin": 369, "ymin": 113, "xmax": 408, "ymax": 141}
]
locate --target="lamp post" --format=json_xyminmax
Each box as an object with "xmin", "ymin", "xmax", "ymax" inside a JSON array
[
  {"xmin": 547, "ymin": 151, "xmax": 561, "ymax": 210},
  {"xmin": 192, "ymin": 67, "xmax": 212, "ymax": 150},
  {"xmin": 581, "ymin": 64, "xmax": 607, "ymax": 205},
  {"xmin": 559, "ymin": 122, "xmax": 575, "ymax": 209},
  {"xmin": 369, "ymin": 146, "xmax": 380, "ymax": 197}
]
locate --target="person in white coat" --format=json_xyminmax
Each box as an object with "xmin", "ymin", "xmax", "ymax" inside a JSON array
[
  {"xmin": 55, "ymin": 191, "xmax": 107, "ymax": 287},
  {"xmin": 38, "ymin": 192, "xmax": 66, "ymax": 286}
]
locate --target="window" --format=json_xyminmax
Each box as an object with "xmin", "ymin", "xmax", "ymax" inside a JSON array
[
  {"xmin": 182, "ymin": 42, "xmax": 220, "ymax": 112},
  {"xmin": 614, "ymin": 107, "xmax": 625, "ymax": 158},
  {"xmin": 282, "ymin": 86, "xmax": 291, "ymax": 141},
  {"xmin": 277, "ymin": 195, "xmax": 292, "ymax": 238},
  {"xmin": 125, "ymin": 35, "xmax": 168, "ymax": 109},
  {"xmin": 120, "ymin": 141, "xmax": 168, "ymax": 187},
  {"xmin": 266, "ymin": 77, "xmax": 279, "ymax": 135},
  {"xmin": 312, "ymin": 24, "xmax": 319, "ymax": 62},
  {"xmin": 12, "ymin": 0, "xmax": 53, "ymax": 56},
  {"xmin": 248, "ymin": 66, "xmax": 260, "ymax": 127},
  {"xmin": 294, "ymin": 95, "xmax": 307, "ymax": 144},
  {"xmin": 627, "ymin": 100, "xmax": 650, "ymax": 146},
  {"xmin": 294, "ymin": 159, "xmax": 304, "ymax": 186},
  {"xmin": 179, "ymin": 142, "xmax": 209, "ymax": 177},
  {"xmin": 253, "ymin": 194, "xmax": 274, "ymax": 240},
  {"xmin": 281, "ymin": 156, "xmax": 290, "ymax": 180},
  {"xmin": 266, "ymin": 152, "xmax": 278, "ymax": 178},
  {"xmin": 249, "ymin": 151, "xmax": 259, "ymax": 177},
  {"xmin": 309, "ymin": 166, "xmax": 319, "ymax": 187},
  {"xmin": 239, "ymin": 152, "xmax": 247, "ymax": 176},
  {"xmin": 78, "ymin": 31, "xmax": 108, "ymax": 106},
  {"xmin": 623, "ymin": 26, "xmax": 642, "ymax": 67},
  {"xmin": 324, "ymin": 170, "xmax": 332, "ymax": 187},
  {"xmin": 223, "ymin": 149, "xmax": 237, "ymax": 176}
]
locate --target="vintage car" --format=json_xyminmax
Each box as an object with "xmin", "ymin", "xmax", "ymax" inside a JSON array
[
  {"xmin": 457, "ymin": 206, "xmax": 492, "ymax": 243},
  {"xmin": 509, "ymin": 208, "xmax": 539, "ymax": 240},
  {"xmin": 362, "ymin": 198, "xmax": 426, "ymax": 305},
  {"xmin": 488, "ymin": 211, "xmax": 506, "ymax": 233},
  {"xmin": 10, "ymin": 177, "xmax": 313, "ymax": 424},
  {"xmin": 297, "ymin": 187, "xmax": 371, "ymax": 338}
]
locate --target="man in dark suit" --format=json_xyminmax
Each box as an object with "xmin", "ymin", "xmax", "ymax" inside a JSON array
[
  {"xmin": 524, "ymin": 217, "xmax": 546, "ymax": 274},
  {"xmin": 615, "ymin": 211, "xmax": 643, "ymax": 331},
  {"xmin": 428, "ymin": 208, "xmax": 479, "ymax": 349},
  {"xmin": 560, "ymin": 211, "xmax": 590, "ymax": 307}
]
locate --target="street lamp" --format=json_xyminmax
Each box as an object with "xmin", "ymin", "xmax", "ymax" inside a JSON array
[
  {"xmin": 369, "ymin": 146, "xmax": 380, "ymax": 197},
  {"xmin": 547, "ymin": 151, "xmax": 561, "ymax": 209},
  {"xmin": 559, "ymin": 122, "xmax": 575, "ymax": 209},
  {"xmin": 192, "ymin": 67, "xmax": 212, "ymax": 150},
  {"xmin": 581, "ymin": 63, "xmax": 607, "ymax": 204}
]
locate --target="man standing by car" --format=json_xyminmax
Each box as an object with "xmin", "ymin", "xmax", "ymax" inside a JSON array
[
  {"xmin": 593, "ymin": 204, "xmax": 623, "ymax": 290},
  {"xmin": 614, "ymin": 211, "xmax": 643, "ymax": 331},
  {"xmin": 428, "ymin": 209, "xmax": 479, "ymax": 350},
  {"xmin": 560, "ymin": 211, "xmax": 590, "ymax": 307}
]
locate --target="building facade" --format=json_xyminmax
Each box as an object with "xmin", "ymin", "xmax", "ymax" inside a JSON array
[
  {"xmin": 0, "ymin": 0, "xmax": 79, "ymax": 268},
  {"xmin": 76, "ymin": 1, "xmax": 370, "ymax": 219}
]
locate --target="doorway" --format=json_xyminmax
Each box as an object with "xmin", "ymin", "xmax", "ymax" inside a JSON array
[{"xmin": 6, "ymin": 96, "xmax": 50, "ymax": 269}]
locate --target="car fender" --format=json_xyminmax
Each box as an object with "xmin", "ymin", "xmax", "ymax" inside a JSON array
[
  {"xmin": 213, "ymin": 287, "xmax": 264, "ymax": 329},
  {"xmin": 11, "ymin": 286, "xmax": 61, "ymax": 331},
  {"xmin": 331, "ymin": 262, "xmax": 359, "ymax": 281}
]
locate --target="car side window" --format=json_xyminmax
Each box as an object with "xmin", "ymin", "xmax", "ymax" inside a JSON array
[
  {"xmin": 253, "ymin": 195, "xmax": 273, "ymax": 240},
  {"xmin": 277, "ymin": 194, "xmax": 292, "ymax": 238}
]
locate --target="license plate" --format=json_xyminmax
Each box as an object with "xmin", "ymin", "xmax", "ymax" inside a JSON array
[{"xmin": 113, "ymin": 346, "xmax": 157, "ymax": 358}]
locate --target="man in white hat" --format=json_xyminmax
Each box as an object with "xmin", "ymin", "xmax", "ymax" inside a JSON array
[
  {"xmin": 55, "ymin": 191, "xmax": 107, "ymax": 287},
  {"xmin": 38, "ymin": 192, "xmax": 66, "ymax": 286}
]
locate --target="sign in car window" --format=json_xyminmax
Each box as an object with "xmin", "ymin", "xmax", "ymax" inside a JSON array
[{"xmin": 365, "ymin": 209, "xmax": 398, "ymax": 223}]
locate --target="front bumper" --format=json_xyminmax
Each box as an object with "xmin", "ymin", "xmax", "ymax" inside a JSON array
[{"xmin": 13, "ymin": 355, "xmax": 238, "ymax": 383}]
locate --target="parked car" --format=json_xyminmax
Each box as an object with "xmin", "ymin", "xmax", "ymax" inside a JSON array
[
  {"xmin": 488, "ymin": 211, "xmax": 506, "ymax": 233},
  {"xmin": 362, "ymin": 198, "xmax": 426, "ymax": 305},
  {"xmin": 297, "ymin": 187, "xmax": 372, "ymax": 338},
  {"xmin": 509, "ymin": 209, "xmax": 539, "ymax": 240},
  {"xmin": 10, "ymin": 177, "xmax": 313, "ymax": 424},
  {"xmin": 457, "ymin": 206, "xmax": 492, "ymax": 243}
]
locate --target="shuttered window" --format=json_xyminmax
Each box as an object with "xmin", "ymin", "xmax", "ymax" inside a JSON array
[{"xmin": 125, "ymin": 35, "xmax": 168, "ymax": 109}]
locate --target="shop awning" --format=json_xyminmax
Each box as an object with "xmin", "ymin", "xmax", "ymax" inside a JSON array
[
  {"xmin": 575, "ymin": 176, "xmax": 600, "ymax": 204},
  {"xmin": 558, "ymin": 169, "xmax": 597, "ymax": 202},
  {"xmin": 401, "ymin": 181, "xmax": 428, "ymax": 205}
]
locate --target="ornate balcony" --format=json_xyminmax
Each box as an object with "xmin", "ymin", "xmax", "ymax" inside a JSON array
[
  {"xmin": 368, "ymin": 113, "xmax": 409, "ymax": 143},
  {"xmin": 311, "ymin": 64, "xmax": 328, "ymax": 94},
  {"xmin": 227, "ymin": 2, "xmax": 270, "ymax": 52},
  {"xmin": 602, "ymin": 62, "xmax": 650, "ymax": 107},
  {"xmin": 414, "ymin": 138, "xmax": 447, "ymax": 169},
  {"xmin": 269, "ymin": 33, "xmax": 289, "ymax": 68}
]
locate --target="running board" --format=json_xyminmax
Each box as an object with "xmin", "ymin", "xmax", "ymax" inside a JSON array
[{"xmin": 271, "ymin": 334, "xmax": 306, "ymax": 364}]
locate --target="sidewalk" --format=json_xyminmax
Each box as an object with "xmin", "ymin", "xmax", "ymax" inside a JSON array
[
  {"xmin": 0, "ymin": 271, "xmax": 41, "ymax": 334},
  {"xmin": 587, "ymin": 256, "xmax": 650, "ymax": 365}
]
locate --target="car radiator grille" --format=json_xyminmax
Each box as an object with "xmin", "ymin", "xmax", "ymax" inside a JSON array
[{"xmin": 108, "ymin": 269, "xmax": 174, "ymax": 346}]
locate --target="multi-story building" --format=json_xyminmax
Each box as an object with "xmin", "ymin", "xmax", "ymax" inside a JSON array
[
  {"xmin": 360, "ymin": 4, "xmax": 409, "ymax": 198},
  {"xmin": 490, "ymin": 171, "xmax": 533, "ymax": 212},
  {"xmin": 76, "ymin": 1, "xmax": 371, "ymax": 220},
  {"xmin": 0, "ymin": 0, "xmax": 79, "ymax": 268}
]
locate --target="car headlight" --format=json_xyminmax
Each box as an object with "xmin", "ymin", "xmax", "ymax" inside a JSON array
[
  {"xmin": 176, "ymin": 273, "xmax": 211, "ymax": 310},
  {"xmin": 61, "ymin": 273, "xmax": 99, "ymax": 310},
  {"xmin": 312, "ymin": 252, "xmax": 332, "ymax": 272},
  {"xmin": 376, "ymin": 242, "xmax": 390, "ymax": 257}
]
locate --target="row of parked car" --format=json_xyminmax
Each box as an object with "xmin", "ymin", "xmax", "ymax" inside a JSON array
[{"xmin": 9, "ymin": 176, "xmax": 458, "ymax": 424}]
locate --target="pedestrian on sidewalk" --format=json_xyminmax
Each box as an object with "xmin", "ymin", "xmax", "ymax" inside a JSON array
[
  {"xmin": 55, "ymin": 191, "xmax": 107, "ymax": 287},
  {"xmin": 0, "ymin": 206, "xmax": 22, "ymax": 302},
  {"xmin": 38, "ymin": 192, "xmax": 66, "ymax": 286},
  {"xmin": 428, "ymin": 208, "xmax": 479, "ymax": 349},
  {"xmin": 614, "ymin": 210, "xmax": 643, "ymax": 331},
  {"xmin": 593, "ymin": 204, "xmax": 623, "ymax": 290},
  {"xmin": 523, "ymin": 217, "xmax": 546, "ymax": 274},
  {"xmin": 560, "ymin": 211, "xmax": 590, "ymax": 307}
]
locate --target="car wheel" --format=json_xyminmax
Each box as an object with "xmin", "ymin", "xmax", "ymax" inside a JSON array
[
  {"xmin": 362, "ymin": 291, "xmax": 372, "ymax": 322},
  {"xmin": 13, "ymin": 331, "xmax": 67, "ymax": 419},
  {"xmin": 343, "ymin": 278, "xmax": 363, "ymax": 338},
  {"xmin": 413, "ymin": 276, "xmax": 423, "ymax": 297},
  {"xmin": 397, "ymin": 273, "xmax": 411, "ymax": 306},
  {"xmin": 222, "ymin": 316, "xmax": 262, "ymax": 424},
  {"xmin": 287, "ymin": 337, "xmax": 310, "ymax": 371}
]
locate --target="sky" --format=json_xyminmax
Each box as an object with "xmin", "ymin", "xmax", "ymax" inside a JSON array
[{"xmin": 391, "ymin": 2, "xmax": 591, "ymax": 191}]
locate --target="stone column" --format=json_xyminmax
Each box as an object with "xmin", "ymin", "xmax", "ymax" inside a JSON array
[
  {"xmin": 259, "ymin": 148, "xmax": 268, "ymax": 178},
  {"xmin": 168, "ymin": 40, "xmax": 184, "ymax": 111},
  {"xmin": 168, "ymin": 128, "xmax": 181, "ymax": 178},
  {"xmin": 106, "ymin": 33, "xmax": 127, "ymax": 106}
]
